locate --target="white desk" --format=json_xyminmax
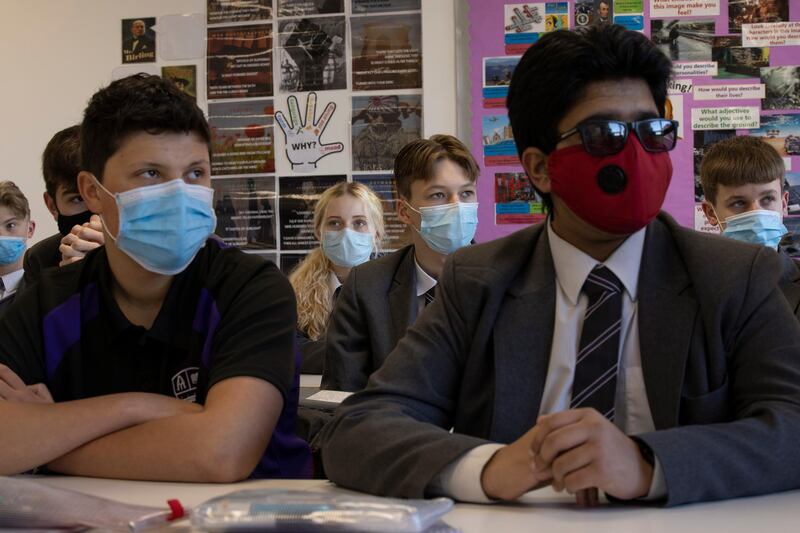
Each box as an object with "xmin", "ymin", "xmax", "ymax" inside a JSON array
[{"xmin": 23, "ymin": 476, "xmax": 800, "ymax": 533}]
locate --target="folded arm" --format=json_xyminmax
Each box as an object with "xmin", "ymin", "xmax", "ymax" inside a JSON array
[
  {"xmin": 46, "ymin": 376, "xmax": 282, "ymax": 482},
  {"xmin": 0, "ymin": 376, "xmax": 200, "ymax": 475}
]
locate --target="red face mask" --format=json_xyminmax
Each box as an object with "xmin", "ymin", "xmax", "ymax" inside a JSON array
[{"xmin": 547, "ymin": 137, "xmax": 673, "ymax": 235}]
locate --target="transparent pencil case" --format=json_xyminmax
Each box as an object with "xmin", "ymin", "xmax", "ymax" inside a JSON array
[
  {"xmin": 191, "ymin": 489, "xmax": 455, "ymax": 532},
  {"xmin": 0, "ymin": 476, "xmax": 185, "ymax": 532}
]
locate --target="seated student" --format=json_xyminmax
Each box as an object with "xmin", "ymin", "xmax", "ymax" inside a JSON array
[
  {"xmin": 322, "ymin": 134, "xmax": 479, "ymax": 391},
  {"xmin": 699, "ymin": 135, "xmax": 800, "ymax": 316},
  {"xmin": 289, "ymin": 181, "xmax": 384, "ymax": 374},
  {"xmin": 23, "ymin": 125, "xmax": 104, "ymax": 285},
  {"xmin": 0, "ymin": 181, "xmax": 35, "ymax": 315},
  {"xmin": 0, "ymin": 74, "xmax": 310, "ymax": 481},
  {"xmin": 318, "ymin": 25, "xmax": 800, "ymax": 506}
]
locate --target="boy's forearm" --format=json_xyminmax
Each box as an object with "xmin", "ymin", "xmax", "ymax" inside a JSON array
[
  {"xmin": 0, "ymin": 392, "xmax": 200, "ymax": 475},
  {"xmin": 48, "ymin": 377, "xmax": 282, "ymax": 483}
]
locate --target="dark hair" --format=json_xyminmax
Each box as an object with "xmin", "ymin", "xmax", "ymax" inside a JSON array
[
  {"xmin": 507, "ymin": 24, "xmax": 672, "ymax": 212},
  {"xmin": 81, "ymin": 74, "xmax": 211, "ymax": 180},
  {"xmin": 42, "ymin": 125, "xmax": 81, "ymax": 199},
  {"xmin": 700, "ymin": 135, "xmax": 785, "ymax": 205},
  {"xmin": 393, "ymin": 134, "xmax": 479, "ymax": 200}
]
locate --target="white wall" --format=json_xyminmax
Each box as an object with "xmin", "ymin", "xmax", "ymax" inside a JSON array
[{"xmin": 0, "ymin": 0, "xmax": 461, "ymax": 245}]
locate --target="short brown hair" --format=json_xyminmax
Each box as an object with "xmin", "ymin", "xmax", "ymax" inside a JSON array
[
  {"xmin": 42, "ymin": 125, "xmax": 81, "ymax": 199},
  {"xmin": 393, "ymin": 134, "xmax": 479, "ymax": 200},
  {"xmin": 0, "ymin": 180, "xmax": 31, "ymax": 220},
  {"xmin": 700, "ymin": 135, "xmax": 784, "ymax": 205}
]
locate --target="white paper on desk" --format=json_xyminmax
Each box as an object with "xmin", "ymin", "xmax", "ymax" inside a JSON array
[{"xmin": 305, "ymin": 390, "xmax": 353, "ymax": 404}]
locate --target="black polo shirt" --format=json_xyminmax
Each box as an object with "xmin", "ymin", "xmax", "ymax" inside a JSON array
[{"xmin": 0, "ymin": 239, "xmax": 311, "ymax": 478}]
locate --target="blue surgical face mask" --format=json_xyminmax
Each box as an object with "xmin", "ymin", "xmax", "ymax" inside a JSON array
[
  {"xmin": 407, "ymin": 201, "xmax": 479, "ymax": 255},
  {"xmin": 721, "ymin": 209, "xmax": 787, "ymax": 250},
  {"xmin": 95, "ymin": 178, "xmax": 217, "ymax": 275},
  {"xmin": 322, "ymin": 228, "xmax": 374, "ymax": 268},
  {"xmin": 0, "ymin": 236, "xmax": 26, "ymax": 266}
]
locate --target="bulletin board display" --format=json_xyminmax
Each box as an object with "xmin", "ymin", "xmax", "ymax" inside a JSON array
[
  {"xmin": 468, "ymin": 0, "xmax": 800, "ymax": 244},
  {"xmin": 115, "ymin": 1, "xmax": 424, "ymax": 272}
]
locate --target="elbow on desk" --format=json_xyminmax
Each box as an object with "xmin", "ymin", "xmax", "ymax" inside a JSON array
[{"xmin": 192, "ymin": 443, "xmax": 262, "ymax": 483}]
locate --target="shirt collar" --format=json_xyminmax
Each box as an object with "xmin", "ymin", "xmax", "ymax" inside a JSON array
[
  {"xmin": 328, "ymin": 270, "xmax": 342, "ymax": 296},
  {"xmin": 0, "ymin": 268, "xmax": 24, "ymax": 295},
  {"xmin": 547, "ymin": 219, "xmax": 646, "ymax": 305},
  {"xmin": 413, "ymin": 256, "xmax": 437, "ymax": 297}
]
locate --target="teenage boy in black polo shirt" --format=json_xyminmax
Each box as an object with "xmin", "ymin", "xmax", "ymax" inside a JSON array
[{"xmin": 0, "ymin": 74, "xmax": 311, "ymax": 481}]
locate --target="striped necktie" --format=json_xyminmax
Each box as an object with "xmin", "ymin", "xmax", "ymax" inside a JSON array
[
  {"xmin": 424, "ymin": 286, "xmax": 436, "ymax": 307},
  {"xmin": 569, "ymin": 265, "xmax": 623, "ymax": 420}
]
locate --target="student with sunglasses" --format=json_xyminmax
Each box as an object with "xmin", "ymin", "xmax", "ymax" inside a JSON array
[{"xmin": 317, "ymin": 25, "xmax": 800, "ymax": 506}]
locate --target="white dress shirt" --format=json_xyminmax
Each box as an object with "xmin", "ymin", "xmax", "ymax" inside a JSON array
[
  {"xmin": 414, "ymin": 256, "xmax": 437, "ymax": 314},
  {"xmin": 430, "ymin": 221, "xmax": 666, "ymax": 502},
  {"xmin": 0, "ymin": 268, "xmax": 24, "ymax": 301},
  {"xmin": 328, "ymin": 270, "xmax": 342, "ymax": 303}
]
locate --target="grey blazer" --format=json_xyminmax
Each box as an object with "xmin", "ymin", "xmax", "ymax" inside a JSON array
[
  {"xmin": 779, "ymin": 251, "xmax": 800, "ymax": 319},
  {"xmin": 322, "ymin": 245, "xmax": 418, "ymax": 391},
  {"xmin": 318, "ymin": 212, "xmax": 800, "ymax": 506}
]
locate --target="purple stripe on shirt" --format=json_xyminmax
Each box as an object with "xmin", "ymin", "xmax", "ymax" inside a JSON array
[
  {"xmin": 43, "ymin": 282, "xmax": 100, "ymax": 382},
  {"xmin": 193, "ymin": 288, "xmax": 221, "ymax": 369}
]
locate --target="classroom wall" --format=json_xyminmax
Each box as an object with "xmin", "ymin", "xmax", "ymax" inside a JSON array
[{"xmin": 0, "ymin": 0, "xmax": 462, "ymax": 246}]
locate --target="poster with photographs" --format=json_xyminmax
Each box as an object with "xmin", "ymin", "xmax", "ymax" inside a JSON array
[
  {"xmin": 712, "ymin": 36, "xmax": 769, "ymax": 79},
  {"xmin": 208, "ymin": 100, "xmax": 275, "ymax": 176},
  {"xmin": 748, "ymin": 114, "xmax": 800, "ymax": 156},
  {"xmin": 482, "ymin": 115, "xmax": 518, "ymax": 166},
  {"xmin": 482, "ymin": 56, "xmax": 520, "ymax": 105},
  {"xmin": 651, "ymin": 20, "xmax": 715, "ymax": 62},
  {"xmin": 207, "ymin": 25, "xmax": 273, "ymax": 99},
  {"xmin": 212, "ymin": 176, "xmax": 277, "ymax": 250},
  {"xmin": 693, "ymin": 130, "xmax": 736, "ymax": 201},
  {"xmin": 352, "ymin": 0, "xmax": 421, "ymax": 13},
  {"xmin": 351, "ymin": 13, "xmax": 422, "ymax": 91},
  {"xmin": 760, "ymin": 67, "xmax": 800, "ymax": 110},
  {"xmin": 207, "ymin": 0, "xmax": 272, "ymax": 24},
  {"xmin": 574, "ymin": 0, "xmax": 613, "ymax": 29},
  {"xmin": 279, "ymin": 175, "xmax": 346, "ymax": 250},
  {"xmin": 504, "ymin": 3, "xmax": 569, "ymax": 54},
  {"xmin": 278, "ymin": 0, "xmax": 344, "ymax": 16},
  {"xmin": 162, "ymin": 65, "xmax": 197, "ymax": 101},
  {"xmin": 354, "ymin": 174, "xmax": 405, "ymax": 250},
  {"xmin": 352, "ymin": 95, "xmax": 422, "ymax": 171},
  {"xmin": 121, "ymin": 18, "xmax": 156, "ymax": 64},
  {"xmin": 279, "ymin": 254, "xmax": 305, "ymax": 275},
  {"xmin": 786, "ymin": 172, "xmax": 800, "ymax": 216},
  {"xmin": 278, "ymin": 17, "xmax": 347, "ymax": 92},
  {"xmin": 728, "ymin": 0, "xmax": 789, "ymax": 34},
  {"xmin": 495, "ymin": 172, "xmax": 545, "ymax": 225}
]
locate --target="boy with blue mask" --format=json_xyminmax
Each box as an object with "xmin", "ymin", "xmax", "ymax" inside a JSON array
[
  {"xmin": 0, "ymin": 74, "xmax": 310, "ymax": 481},
  {"xmin": 699, "ymin": 135, "xmax": 800, "ymax": 318},
  {"xmin": 322, "ymin": 134, "xmax": 479, "ymax": 392},
  {"xmin": 0, "ymin": 181, "xmax": 35, "ymax": 316}
]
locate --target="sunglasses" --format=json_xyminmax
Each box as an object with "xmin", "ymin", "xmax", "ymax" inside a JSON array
[{"xmin": 557, "ymin": 118, "xmax": 679, "ymax": 156}]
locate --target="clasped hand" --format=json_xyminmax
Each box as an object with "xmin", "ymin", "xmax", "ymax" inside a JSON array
[
  {"xmin": 0, "ymin": 364, "xmax": 53, "ymax": 404},
  {"xmin": 480, "ymin": 408, "xmax": 653, "ymax": 506}
]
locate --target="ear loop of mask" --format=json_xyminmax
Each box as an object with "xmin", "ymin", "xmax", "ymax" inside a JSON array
[{"xmin": 91, "ymin": 176, "xmax": 119, "ymax": 243}]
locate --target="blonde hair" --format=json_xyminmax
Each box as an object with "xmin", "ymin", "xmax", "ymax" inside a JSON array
[{"xmin": 289, "ymin": 181, "xmax": 385, "ymax": 340}]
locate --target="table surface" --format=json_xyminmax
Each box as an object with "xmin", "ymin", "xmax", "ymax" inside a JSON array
[{"xmin": 22, "ymin": 476, "xmax": 800, "ymax": 533}]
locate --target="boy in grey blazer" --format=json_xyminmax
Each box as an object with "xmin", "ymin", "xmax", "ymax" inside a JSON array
[
  {"xmin": 322, "ymin": 135, "xmax": 480, "ymax": 391},
  {"xmin": 698, "ymin": 135, "xmax": 800, "ymax": 317},
  {"xmin": 318, "ymin": 25, "xmax": 800, "ymax": 506}
]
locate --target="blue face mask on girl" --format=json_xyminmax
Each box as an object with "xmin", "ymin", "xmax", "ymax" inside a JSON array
[
  {"xmin": 0, "ymin": 236, "xmax": 26, "ymax": 265},
  {"xmin": 721, "ymin": 209, "xmax": 787, "ymax": 250},
  {"xmin": 322, "ymin": 228, "xmax": 374, "ymax": 268},
  {"xmin": 95, "ymin": 178, "xmax": 217, "ymax": 275},
  {"xmin": 406, "ymin": 201, "xmax": 479, "ymax": 255}
]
